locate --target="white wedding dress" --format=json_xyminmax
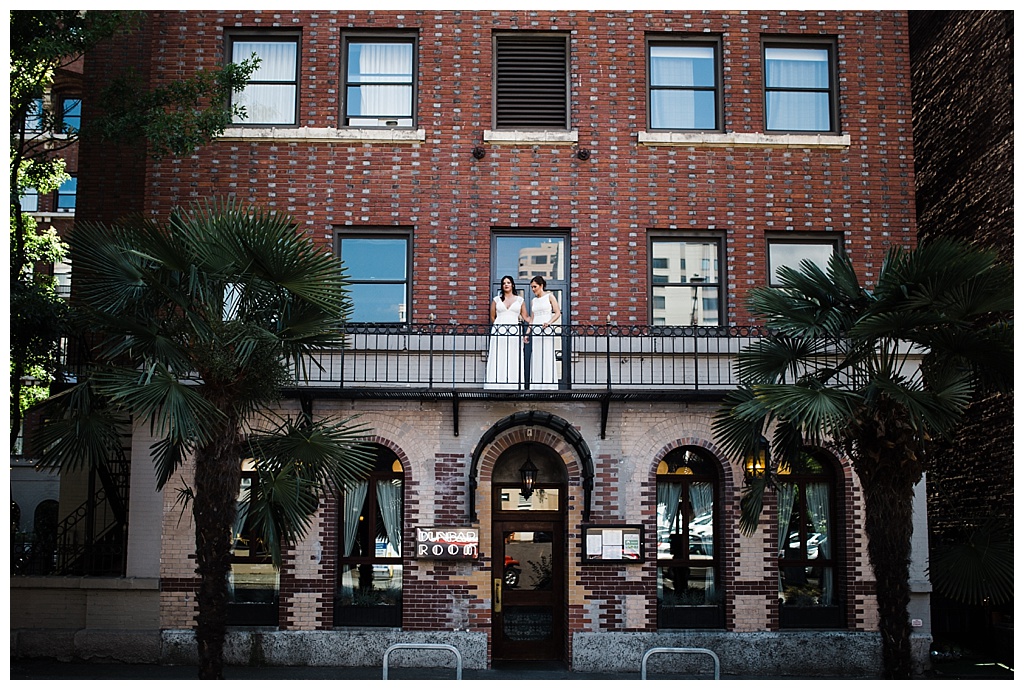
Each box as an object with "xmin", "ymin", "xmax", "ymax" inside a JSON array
[
  {"xmin": 529, "ymin": 294, "xmax": 560, "ymax": 390},
  {"xmin": 485, "ymin": 295, "xmax": 524, "ymax": 389}
]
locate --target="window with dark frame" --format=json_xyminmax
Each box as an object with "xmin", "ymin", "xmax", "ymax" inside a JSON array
[
  {"xmin": 649, "ymin": 236, "xmax": 722, "ymax": 326},
  {"xmin": 777, "ymin": 450, "xmax": 843, "ymax": 629},
  {"xmin": 335, "ymin": 449, "xmax": 404, "ymax": 628},
  {"xmin": 648, "ymin": 36, "xmax": 721, "ymax": 131},
  {"xmin": 767, "ymin": 236, "xmax": 840, "ymax": 286},
  {"xmin": 229, "ymin": 33, "xmax": 300, "ymax": 126},
  {"xmin": 764, "ymin": 40, "xmax": 838, "ymax": 132},
  {"xmin": 494, "ymin": 33, "xmax": 569, "ymax": 130},
  {"xmin": 656, "ymin": 447, "xmax": 722, "ymax": 629},
  {"xmin": 24, "ymin": 98, "xmax": 44, "ymax": 131},
  {"xmin": 337, "ymin": 230, "xmax": 411, "ymax": 323},
  {"xmin": 60, "ymin": 97, "xmax": 81, "ymax": 134},
  {"xmin": 20, "ymin": 187, "xmax": 39, "ymax": 213},
  {"xmin": 56, "ymin": 176, "xmax": 76, "ymax": 212},
  {"xmin": 227, "ymin": 465, "xmax": 280, "ymax": 626},
  {"xmin": 343, "ymin": 35, "xmax": 416, "ymax": 127}
]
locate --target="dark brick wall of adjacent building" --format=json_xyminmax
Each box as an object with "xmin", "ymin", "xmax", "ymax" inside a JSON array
[{"xmin": 908, "ymin": 9, "xmax": 1013, "ymax": 658}]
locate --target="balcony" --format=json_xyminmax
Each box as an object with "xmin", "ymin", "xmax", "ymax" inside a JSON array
[{"xmin": 289, "ymin": 323, "xmax": 770, "ymax": 402}]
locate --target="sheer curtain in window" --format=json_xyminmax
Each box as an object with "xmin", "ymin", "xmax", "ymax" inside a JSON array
[
  {"xmin": 805, "ymin": 482, "xmax": 833, "ymax": 604},
  {"xmin": 651, "ymin": 46, "xmax": 696, "ymax": 129},
  {"xmin": 375, "ymin": 479, "xmax": 403, "ymax": 556},
  {"xmin": 354, "ymin": 43, "xmax": 412, "ymax": 118},
  {"xmin": 343, "ymin": 480, "xmax": 368, "ymax": 557},
  {"xmin": 688, "ymin": 481, "xmax": 716, "ymax": 595},
  {"xmin": 765, "ymin": 48, "xmax": 830, "ymax": 131},
  {"xmin": 232, "ymin": 41, "xmax": 297, "ymax": 124}
]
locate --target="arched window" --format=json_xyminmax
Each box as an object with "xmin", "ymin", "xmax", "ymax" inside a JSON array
[
  {"xmin": 656, "ymin": 447, "xmax": 722, "ymax": 628},
  {"xmin": 335, "ymin": 447, "xmax": 404, "ymax": 627},
  {"xmin": 778, "ymin": 449, "xmax": 843, "ymax": 628}
]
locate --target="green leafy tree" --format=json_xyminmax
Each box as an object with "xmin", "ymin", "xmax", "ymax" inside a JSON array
[
  {"xmin": 713, "ymin": 239, "xmax": 1012, "ymax": 679},
  {"xmin": 9, "ymin": 10, "xmax": 258, "ymax": 450},
  {"xmin": 35, "ymin": 200, "xmax": 374, "ymax": 679}
]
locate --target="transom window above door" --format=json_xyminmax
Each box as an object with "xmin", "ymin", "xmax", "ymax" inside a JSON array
[{"xmin": 343, "ymin": 35, "xmax": 416, "ymax": 127}]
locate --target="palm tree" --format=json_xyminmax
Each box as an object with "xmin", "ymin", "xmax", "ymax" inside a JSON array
[
  {"xmin": 713, "ymin": 238, "xmax": 1012, "ymax": 679},
  {"xmin": 35, "ymin": 199, "xmax": 374, "ymax": 679}
]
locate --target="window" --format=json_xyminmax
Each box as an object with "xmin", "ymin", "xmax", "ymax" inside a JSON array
[
  {"xmin": 228, "ymin": 463, "xmax": 279, "ymax": 626},
  {"xmin": 343, "ymin": 36, "xmax": 416, "ymax": 127},
  {"xmin": 767, "ymin": 237, "xmax": 839, "ymax": 286},
  {"xmin": 649, "ymin": 237, "xmax": 721, "ymax": 326},
  {"xmin": 60, "ymin": 97, "xmax": 82, "ymax": 133},
  {"xmin": 778, "ymin": 450, "xmax": 842, "ymax": 628},
  {"xmin": 24, "ymin": 98, "xmax": 43, "ymax": 131},
  {"xmin": 494, "ymin": 33, "xmax": 569, "ymax": 130},
  {"xmin": 648, "ymin": 37, "xmax": 721, "ymax": 130},
  {"xmin": 337, "ymin": 231, "xmax": 410, "ymax": 322},
  {"xmin": 336, "ymin": 448, "xmax": 404, "ymax": 627},
  {"xmin": 764, "ymin": 41, "xmax": 837, "ymax": 132},
  {"xmin": 20, "ymin": 188, "xmax": 39, "ymax": 213},
  {"xmin": 56, "ymin": 177, "xmax": 76, "ymax": 212},
  {"xmin": 656, "ymin": 447, "xmax": 722, "ymax": 628},
  {"xmin": 229, "ymin": 34, "xmax": 299, "ymax": 126}
]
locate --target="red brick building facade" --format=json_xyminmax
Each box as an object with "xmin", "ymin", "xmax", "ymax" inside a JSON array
[{"xmin": 19, "ymin": 9, "xmax": 930, "ymax": 676}]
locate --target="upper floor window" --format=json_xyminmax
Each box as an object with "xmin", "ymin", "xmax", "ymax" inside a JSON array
[
  {"xmin": 20, "ymin": 187, "xmax": 39, "ymax": 213},
  {"xmin": 767, "ymin": 236, "xmax": 840, "ymax": 286},
  {"xmin": 56, "ymin": 177, "xmax": 76, "ymax": 212},
  {"xmin": 494, "ymin": 33, "xmax": 569, "ymax": 130},
  {"xmin": 24, "ymin": 98, "xmax": 44, "ymax": 131},
  {"xmin": 343, "ymin": 36, "xmax": 416, "ymax": 127},
  {"xmin": 337, "ymin": 230, "xmax": 411, "ymax": 323},
  {"xmin": 648, "ymin": 37, "xmax": 721, "ymax": 131},
  {"xmin": 60, "ymin": 97, "xmax": 82, "ymax": 134},
  {"xmin": 649, "ymin": 236, "xmax": 721, "ymax": 326},
  {"xmin": 778, "ymin": 449, "xmax": 843, "ymax": 628},
  {"xmin": 229, "ymin": 34, "xmax": 299, "ymax": 126},
  {"xmin": 764, "ymin": 41, "xmax": 837, "ymax": 132},
  {"xmin": 656, "ymin": 447, "xmax": 722, "ymax": 628}
]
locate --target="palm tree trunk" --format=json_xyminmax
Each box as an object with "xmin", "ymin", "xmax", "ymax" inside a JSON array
[
  {"xmin": 854, "ymin": 418, "xmax": 923, "ymax": 679},
  {"xmin": 192, "ymin": 423, "xmax": 243, "ymax": 680}
]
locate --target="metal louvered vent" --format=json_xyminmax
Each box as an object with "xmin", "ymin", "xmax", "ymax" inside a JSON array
[{"xmin": 495, "ymin": 36, "xmax": 569, "ymax": 129}]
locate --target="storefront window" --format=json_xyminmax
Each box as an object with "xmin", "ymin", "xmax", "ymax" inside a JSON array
[
  {"xmin": 335, "ymin": 448, "xmax": 404, "ymax": 627},
  {"xmin": 656, "ymin": 447, "xmax": 722, "ymax": 628},
  {"xmin": 778, "ymin": 450, "xmax": 843, "ymax": 628},
  {"xmin": 228, "ymin": 462, "xmax": 280, "ymax": 626}
]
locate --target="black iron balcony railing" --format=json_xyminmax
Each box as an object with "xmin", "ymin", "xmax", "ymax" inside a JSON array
[{"xmin": 291, "ymin": 323, "xmax": 772, "ymax": 393}]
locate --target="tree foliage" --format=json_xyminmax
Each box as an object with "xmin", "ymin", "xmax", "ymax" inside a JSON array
[
  {"xmin": 35, "ymin": 199, "xmax": 375, "ymax": 678},
  {"xmin": 713, "ymin": 238, "xmax": 1012, "ymax": 678}
]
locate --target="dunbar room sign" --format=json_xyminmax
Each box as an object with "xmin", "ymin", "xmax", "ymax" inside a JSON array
[{"xmin": 416, "ymin": 527, "xmax": 479, "ymax": 559}]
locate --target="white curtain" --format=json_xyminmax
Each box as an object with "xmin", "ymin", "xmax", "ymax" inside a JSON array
[
  {"xmin": 232, "ymin": 41, "xmax": 297, "ymax": 124},
  {"xmin": 765, "ymin": 48, "xmax": 830, "ymax": 131},
  {"xmin": 343, "ymin": 480, "xmax": 368, "ymax": 557},
  {"xmin": 688, "ymin": 482, "xmax": 716, "ymax": 596},
  {"xmin": 650, "ymin": 46, "xmax": 697, "ymax": 129},
  {"xmin": 354, "ymin": 43, "xmax": 412, "ymax": 118},
  {"xmin": 805, "ymin": 482, "xmax": 833, "ymax": 605},
  {"xmin": 375, "ymin": 479, "xmax": 403, "ymax": 556}
]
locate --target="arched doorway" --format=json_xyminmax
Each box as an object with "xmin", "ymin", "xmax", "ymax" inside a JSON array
[{"xmin": 491, "ymin": 442, "xmax": 567, "ymax": 662}]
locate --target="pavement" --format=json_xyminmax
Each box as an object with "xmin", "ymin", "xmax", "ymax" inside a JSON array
[{"xmin": 8, "ymin": 656, "xmax": 1014, "ymax": 683}]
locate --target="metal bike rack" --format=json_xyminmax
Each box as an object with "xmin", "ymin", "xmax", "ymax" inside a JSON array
[
  {"xmin": 641, "ymin": 647, "xmax": 721, "ymax": 680},
  {"xmin": 382, "ymin": 643, "xmax": 463, "ymax": 680}
]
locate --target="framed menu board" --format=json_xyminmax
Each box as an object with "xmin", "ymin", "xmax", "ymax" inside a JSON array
[{"xmin": 581, "ymin": 524, "xmax": 644, "ymax": 563}]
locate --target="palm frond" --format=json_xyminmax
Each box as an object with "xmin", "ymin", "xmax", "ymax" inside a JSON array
[
  {"xmin": 929, "ymin": 521, "xmax": 1014, "ymax": 606},
  {"xmin": 33, "ymin": 382, "xmax": 126, "ymax": 473}
]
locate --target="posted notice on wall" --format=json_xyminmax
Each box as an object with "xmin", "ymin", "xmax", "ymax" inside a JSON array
[{"xmin": 582, "ymin": 524, "xmax": 643, "ymax": 563}]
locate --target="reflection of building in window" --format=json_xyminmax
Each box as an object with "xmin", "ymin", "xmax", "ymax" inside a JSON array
[
  {"xmin": 228, "ymin": 460, "xmax": 280, "ymax": 626},
  {"xmin": 650, "ymin": 238, "xmax": 720, "ymax": 326},
  {"xmin": 518, "ymin": 241, "xmax": 562, "ymax": 281},
  {"xmin": 656, "ymin": 447, "xmax": 721, "ymax": 628}
]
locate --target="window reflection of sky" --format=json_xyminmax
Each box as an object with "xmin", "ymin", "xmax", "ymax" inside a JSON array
[{"xmin": 342, "ymin": 238, "xmax": 407, "ymax": 280}]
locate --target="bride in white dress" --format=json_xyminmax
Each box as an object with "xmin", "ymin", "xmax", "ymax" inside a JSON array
[
  {"xmin": 528, "ymin": 275, "xmax": 562, "ymax": 390},
  {"xmin": 485, "ymin": 275, "xmax": 526, "ymax": 389}
]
